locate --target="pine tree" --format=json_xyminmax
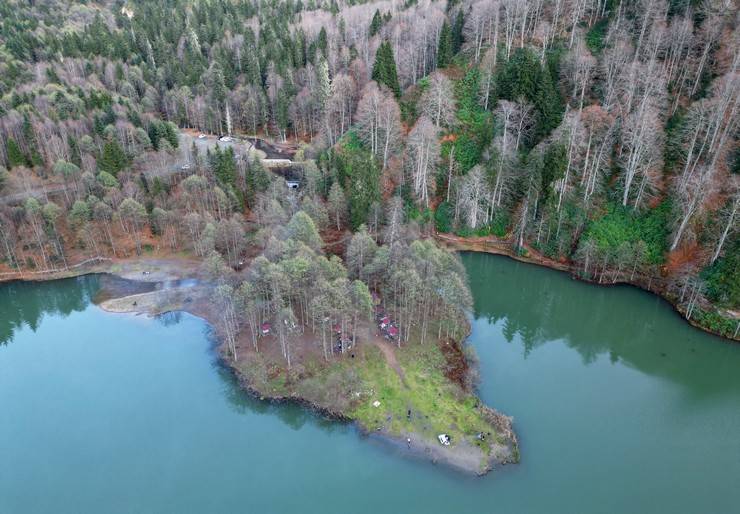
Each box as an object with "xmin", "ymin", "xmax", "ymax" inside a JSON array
[
  {"xmin": 22, "ymin": 114, "xmax": 43, "ymax": 167},
  {"xmin": 99, "ymin": 139, "xmax": 127, "ymax": 176},
  {"xmin": 68, "ymin": 136, "xmax": 82, "ymax": 168},
  {"xmin": 437, "ymin": 22, "xmax": 453, "ymax": 68},
  {"xmin": 163, "ymin": 122, "xmax": 179, "ymax": 149},
  {"xmin": 369, "ymin": 9, "xmax": 382, "ymax": 37},
  {"xmin": 541, "ymin": 142, "xmax": 567, "ymax": 204},
  {"xmin": 496, "ymin": 48, "xmax": 564, "ymax": 141},
  {"xmin": 6, "ymin": 138, "xmax": 27, "ymax": 169},
  {"xmin": 336, "ymin": 145, "xmax": 381, "ymax": 230},
  {"xmin": 148, "ymin": 122, "xmax": 162, "ymax": 151},
  {"xmin": 317, "ymin": 58, "xmax": 331, "ymax": 115},
  {"xmin": 211, "ymin": 146, "xmax": 237, "ymax": 187},
  {"xmin": 317, "ymin": 27, "xmax": 328, "ymax": 59},
  {"xmin": 452, "ymin": 11, "xmax": 465, "ymax": 54},
  {"xmin": 209, "ymin": 62, "xmax": 227, "ymax": 111},
  {"xmin": 372, "ymin": 41, "xmax": 401, "ymax": 97}
]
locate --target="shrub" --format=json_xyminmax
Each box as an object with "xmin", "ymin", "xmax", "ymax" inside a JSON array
[
  {"xmin": 692, "ymin": 309, "xmax": 738, "ymax": 339},
  {"xmin": 701, "ymin": 238, "xmax": 739, "ymax": 309},
  {"xmin": 583, "ymin": 201, "xmax": 670, "ymax": 265},
  {"xmin": 585, "ymin": 18, "xmax": 609, "ymax": 55},
  {"xmin": 435, "ymin": 202, "xmax": 453, "ymax": 233}
]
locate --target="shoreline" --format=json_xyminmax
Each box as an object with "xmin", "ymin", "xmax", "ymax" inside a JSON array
[
  {"xmin": 4, "ymin": 237, "xmax": 734, "ymax": 471},
  {"xmin": 84, "ymin": 261, "xmax": 515, "ymax": 475},
  {"xmin": 434, "ymin": 233, "xmax": 740, "ymax": 343},
  {"xmin": 2, "ymin": 236, "xmax": 736, "ymax": 343}
]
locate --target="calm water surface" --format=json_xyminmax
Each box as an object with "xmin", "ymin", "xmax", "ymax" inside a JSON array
[{"xmin": 1, "ymin": 254, "xmax": 739, "ymax": 513}]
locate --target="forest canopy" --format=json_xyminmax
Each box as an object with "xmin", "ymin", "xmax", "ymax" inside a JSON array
[{"xmin": 0, "ymin": 0, "xmax": 737, "ymax": 338}]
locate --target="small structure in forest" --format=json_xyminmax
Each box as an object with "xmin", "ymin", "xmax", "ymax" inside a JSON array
[
  {"xmin": 387, "ymin": 326, "xmax": 399, "ymax": 340},
  {"xmin": 260, "ymin": 322, "xmax": 272, "ymax": 336}
]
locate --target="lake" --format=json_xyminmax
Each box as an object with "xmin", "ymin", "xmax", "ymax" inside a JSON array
[{"xmin": 1, "ymin": 253, "xmax": 739, "ymax": 513}]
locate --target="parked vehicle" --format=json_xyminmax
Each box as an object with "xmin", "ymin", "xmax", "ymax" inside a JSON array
[{"xmin": 437, "ymin": 434, "xmax": 451, "ymax": 446}]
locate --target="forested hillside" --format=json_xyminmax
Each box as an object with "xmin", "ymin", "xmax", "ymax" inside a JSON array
[{"xmin": 0, "ymin": 0, "xmax": 737, "ymax": 338}]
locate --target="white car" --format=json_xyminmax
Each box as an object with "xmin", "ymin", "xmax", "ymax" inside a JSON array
[
  {"xmin": 219, "ymin": 136, "xmax": 233, "ymax": 142},
  {"xmin": 198, "ymin": 134, "xmax": 206, "ymax": 139},
  {"xmin": 180, "ymin": 163, "xmax": 191, "ymax": 170}
]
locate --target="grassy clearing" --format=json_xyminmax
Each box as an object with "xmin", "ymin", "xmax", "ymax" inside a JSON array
[
  {"xmin": 349, "ymin": 340, "xmax": 499, "ymax": 455},
  {"xmin": 233, "ymin": 326, "xmax": 506, "ymax": 465}
]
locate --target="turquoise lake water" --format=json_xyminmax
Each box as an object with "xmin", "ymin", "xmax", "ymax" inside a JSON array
[{"xmin": 1, "ymin": 254, "xmax": 739, "ymax": 513}]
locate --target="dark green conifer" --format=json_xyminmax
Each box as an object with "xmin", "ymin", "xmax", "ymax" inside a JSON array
[
  {"xmin": 372, "ymin": 41, "xmax": 401, "ymax": 97},
  {"xmin": 437, "ymin": 22, "xmax": 453, "ymax": 68},
  {"xmin": 452, "ymin": 11, "xmax": 465, "ymax": 53},
  {"xmin": 6, "ymin": 139, "xmax": 28, "ymax": 168},
  {"xmin": 99, "ymin": 139, "xmax": 127, "ymax": 176},
  {"xmin": 369, "ymin": 9, "xmax": 382, "ymax": 37}
]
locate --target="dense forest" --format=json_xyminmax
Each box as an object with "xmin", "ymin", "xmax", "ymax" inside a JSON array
[{"xmin": 0, "ymin": 0, "xmax": 737, "ymax": 339}]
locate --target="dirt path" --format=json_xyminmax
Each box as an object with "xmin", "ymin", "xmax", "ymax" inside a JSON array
[{"xmin": 371, "ymin": 336, "xmax": 407, "ymax": 386}]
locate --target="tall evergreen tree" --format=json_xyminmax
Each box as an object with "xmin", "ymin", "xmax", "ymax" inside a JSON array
[
  {"xmin": 163, "ymin": 122, "xmax": 179, "ymax": 149},
  {"xmin": 211, "ymin": 146, "xmax": 237, "ymax": 187},
  {"xmin": 369, "ymin": 9, "xmax": 382, "ymax": 37},
  {"xmin": 437, "ymin": 22, "xmax": 453, "ymax": 68},
  {"xmin": 451, "ymin": 11, "xmax": 465, "ymax": 54},
  {"xmin": 317, "ymin": 27, "xmax": 328, "ymax": 59},
  {"xmin": 68, "ymin": 136, "xmax": 82, "ymax": 168},
  {"xmin": 496, "ymin": 48, "xmax": 564, "ymax": 141},
  {"xmin": 336, "ymin": 145, "xmax": 381, "ymax": 230},
  {"xmin": 372, "ymin": 41, "xmax": 401, "ymax": 97},
  {"xmin": 22, "ymin": 114, "xmax": 43, "ymax": 167},
  {"xmin": 5, "ymin": 138, "xmax": 27, "ymax": 168},
  {"xmin": 99, "ymin": 139, "xmax": 127, "ymax": 176}
]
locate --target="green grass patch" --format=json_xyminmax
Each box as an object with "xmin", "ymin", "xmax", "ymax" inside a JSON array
[{"xmin": 349, "ymin": 338, "xmax": 500, "ymax": 456}]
